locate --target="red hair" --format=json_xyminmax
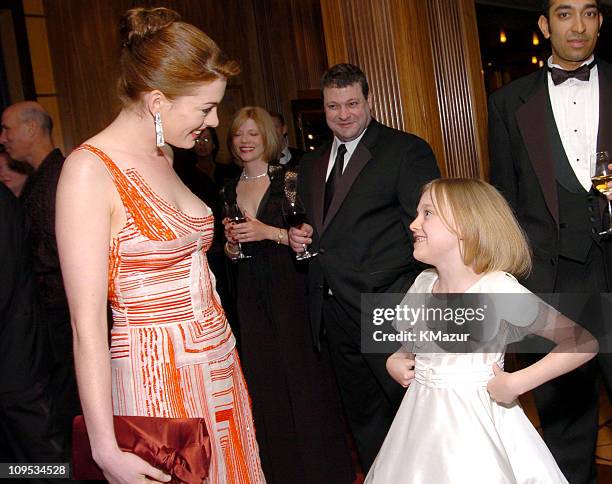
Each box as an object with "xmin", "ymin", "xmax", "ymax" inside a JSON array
[{"xmin": 117, "ymin": 7, "xmax": 240, "ymax": 103}]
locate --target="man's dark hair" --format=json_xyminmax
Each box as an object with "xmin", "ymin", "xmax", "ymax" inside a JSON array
[
  {"xmin": 541, "ymin": 0, "xmax": 600, "ymax": 17},
  {"xmin": 320, "ymin": 63, "xmax": 369, "ymax": 98},
  {"xmin": 268, "ymin": 110, "xmax": 285, "ymax": 126}
]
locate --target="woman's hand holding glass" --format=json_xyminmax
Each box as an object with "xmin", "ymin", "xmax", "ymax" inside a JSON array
[
  {"xmin": 222, "ymin": 219, "xmax": 240, "ymax": 257},
  {"xmin": 223, "ymin": 218, "xmax": 238, "ymax": 243},
  {"xmin": 222, "ymin": 203, "xmax": 251, "ymax": 260},
  {"xmin": 227, "ymin": 210, "xmax": 275, "ymax": 243}
]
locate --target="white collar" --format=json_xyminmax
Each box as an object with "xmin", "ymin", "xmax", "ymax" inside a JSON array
[{"xmin": 547, "ymin": 54, "xmax": 595, "ymax": 70}]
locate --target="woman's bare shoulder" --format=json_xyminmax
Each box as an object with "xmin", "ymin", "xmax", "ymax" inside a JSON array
[
  {"xmin": 59, "ymin": 142, "xmax": 118, "ymax": 204},
  {"xmin": 62, "ymin": 146, "xmax": 110, "ymax": 181}
]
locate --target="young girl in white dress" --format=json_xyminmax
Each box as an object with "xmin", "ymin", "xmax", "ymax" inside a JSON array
[{"xmin": 365, "ymin": 178, "xmax": 598, "ymax": 484}]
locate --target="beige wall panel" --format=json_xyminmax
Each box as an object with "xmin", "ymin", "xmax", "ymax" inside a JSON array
[
  {"xmin": 26, "ymin": 17, "xmax": 56, "ymax": 94},
  {"xmin": 427, "ymin": 0, "xmax": 486, "ymax": 178},
  {"xmin": 320, "ymin": 0, "xmax": 406, "ymax": 130},
  {"xmin": 320, "ymin": 0, "xmax": 350, "ymax": 66},
  {"xmin": 23, "ymin": 0, "xmax": 44, "ymax": 15},
  {"xmin": 459, "ymin": 0, "xmax": 489, "ymax": 178},
  {"xmin": 390, "ymin": 0, "xmax": 445, "ymax": 171}
]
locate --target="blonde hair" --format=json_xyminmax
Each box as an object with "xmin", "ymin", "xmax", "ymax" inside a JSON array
[
  {"xmin": 228, "ymin": 107, "xmax": 281, "ymax": 163},
  {"xmin": 424, "ymin": 178, "xmax": 532, "ymax": 278},
  {"xmin": 118, "ymin": 7, "xmax": 240, "ymax": 104}
]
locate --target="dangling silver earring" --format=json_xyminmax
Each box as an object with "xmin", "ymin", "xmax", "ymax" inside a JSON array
[{"xmin": 154, "ymin": 112, "xmax": 165, "ymax": 147}]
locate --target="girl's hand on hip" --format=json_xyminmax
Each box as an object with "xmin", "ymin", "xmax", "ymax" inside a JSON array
[{"xmin": 487, "ymin": 363, "xmax": 520, "ymax": 404}]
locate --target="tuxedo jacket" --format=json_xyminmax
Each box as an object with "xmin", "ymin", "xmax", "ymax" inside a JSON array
[
  {"xmin": 298, "ymin": 120, "xmax": 440, "ymax": 348},
  {"xmin": 488, "ymin": 59, "xmax": 612, "ymax": 292}
]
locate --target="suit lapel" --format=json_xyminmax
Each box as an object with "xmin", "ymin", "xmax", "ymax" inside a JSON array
[
  {"xmin": 322, "ymin": 143, "xmax": 372, "ymax": 233},
  {"xmin": 310, "ymin": 146, "xmax": 331, "ymax": 235},
  {"xmin": 516, "ymin": 69, "xmax": 559, "ymax": 224},
  {"xmin": 321, "ymin": 121, "xmax": 380, "ymax": 234}
]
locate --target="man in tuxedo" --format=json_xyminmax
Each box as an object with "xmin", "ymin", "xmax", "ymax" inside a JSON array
[
  {"xmin": 488, "ymin": 1, "xmax": 610, "ymax": 482},
  {"xmin": 269, "ymin": 110, "xmax": 304, "ymax": 168},
  {"xmin": 289, "ymin": 63, "xmax": 439, "ymax": 471}
]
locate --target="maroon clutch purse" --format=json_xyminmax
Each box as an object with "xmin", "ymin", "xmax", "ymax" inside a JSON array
[{"xmin": 72, "ymin": 415, "xmax": 211, "ymax": 483}]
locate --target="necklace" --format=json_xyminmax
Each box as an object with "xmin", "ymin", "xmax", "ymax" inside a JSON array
[{"xmin": 241, "ymin": 170, "xmax": 267, "ymax": 181}]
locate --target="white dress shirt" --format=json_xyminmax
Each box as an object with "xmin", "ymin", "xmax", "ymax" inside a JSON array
[
  {"xmin": 547, "ymin": 55, "xmax": 600, "ymax": 191},
  {"xmin": 325, "ymin": 128, "xmax": 368, "ymax": 181}
]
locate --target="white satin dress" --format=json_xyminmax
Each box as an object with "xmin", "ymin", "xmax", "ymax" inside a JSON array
[{"xmin": 365, "ymin": 270, "xmax": 569, "ymax": 484}]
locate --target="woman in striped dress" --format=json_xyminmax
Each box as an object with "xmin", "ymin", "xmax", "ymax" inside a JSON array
[{"xmin": 56, "ymin": 8, "xmax": 264, "ymax": 483}]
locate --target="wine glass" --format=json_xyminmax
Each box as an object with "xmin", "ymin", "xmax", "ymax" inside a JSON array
[
  {"xmin": 283, "ymin": 172, "xmax": 318, "ymax": 260},
  {"xmin": 224, "ymin": 203, "xmax": 252, "ymax": 260},
  {"xmin": 590, "ymin": 150, "xmax": 612, "ymax": 237}
]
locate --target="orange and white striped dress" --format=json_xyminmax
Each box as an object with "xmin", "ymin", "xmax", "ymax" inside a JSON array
[{"xmin": 76, "ymin": 144, "xmax": 265, "ymax": 483}]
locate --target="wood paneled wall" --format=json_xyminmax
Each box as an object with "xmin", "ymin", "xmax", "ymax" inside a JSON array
[
  {"xmin": 45, "ymin": 0, "xmax": 488, "ymax": 175},
  {"xmin": 427, "ymin": 0, "xmax": 488, "ymax": 178},
  {"xmin": 43, "ymin": 0, "xmax": 327, "ymax": 158},
  {"xmin": 389, "ymin": 0, "xmax": 445, "ymax": 170},
  {"xmin": 320, "ymin": 0, "xmax": 489, "ymax": 178},
  {"xmin": 321, "ymin": 0, "xmax": 407, "ymax": 131}
]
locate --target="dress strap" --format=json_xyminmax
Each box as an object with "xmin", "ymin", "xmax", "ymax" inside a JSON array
[{"xmin": 75, "ymin": 144, "xmax": 175, "ymax": 241}]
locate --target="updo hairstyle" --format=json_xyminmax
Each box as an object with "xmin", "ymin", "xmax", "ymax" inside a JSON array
[{"xmin": 118, "ymin": 7, "xmax": 240, "ymax": 104}]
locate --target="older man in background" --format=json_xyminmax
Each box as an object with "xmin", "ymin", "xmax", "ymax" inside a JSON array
[{"xmin": 0, "ymin": 101, "xmax": 79, "ymax": 453}]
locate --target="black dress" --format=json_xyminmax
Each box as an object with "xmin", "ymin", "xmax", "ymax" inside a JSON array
[{"xmin": 223, "ymin": 164, "xmax": 354, "ymax": 484}]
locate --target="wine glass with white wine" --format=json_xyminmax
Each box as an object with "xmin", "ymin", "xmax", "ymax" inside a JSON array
[{"xmin": 590, "ymin": 150, "xmax": 612, "ymax": 237}]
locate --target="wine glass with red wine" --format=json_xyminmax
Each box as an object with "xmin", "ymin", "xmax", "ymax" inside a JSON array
[
  {"xmin": 283, "ymin": 172, "xmax": 318, "ymax": 260},
  {"xmin": 224, "ymin": 203, "xmax": 252, "ymax": 260}
]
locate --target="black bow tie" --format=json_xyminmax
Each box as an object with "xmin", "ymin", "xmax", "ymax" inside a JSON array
[{"xmin": 548, "ymin": 60, "xmax": 596, "ymax": 85}]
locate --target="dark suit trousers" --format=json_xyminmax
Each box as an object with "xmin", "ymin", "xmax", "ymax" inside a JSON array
[
  {"xmin": 323, "ymin": 295, "xmax": 404, "ymax": 472},
  {"xmin": 530, "ymin": 245, "xmax": 611, "ymax": 484},
  {"xmin": 0, "ymin": 380, "xmax": 65, "ymax": 466}
]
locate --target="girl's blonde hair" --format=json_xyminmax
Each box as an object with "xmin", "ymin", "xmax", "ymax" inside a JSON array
[{"xmin": 424, "ymin": 178, "xmax": 532, "ymax": 278}]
